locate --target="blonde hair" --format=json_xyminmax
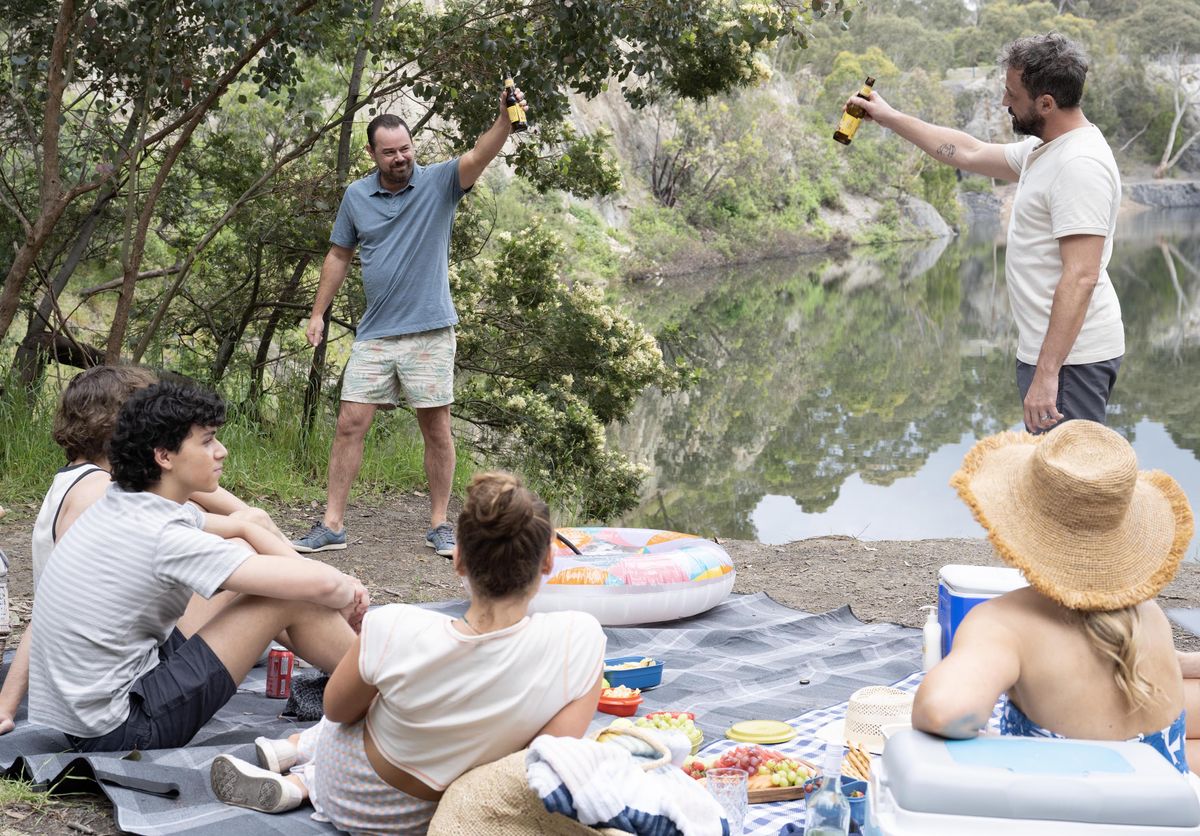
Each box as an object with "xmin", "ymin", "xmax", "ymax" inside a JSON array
[{"xmin": 1079, "ymin": 606, "xmax": 1160, "ymax": 711}]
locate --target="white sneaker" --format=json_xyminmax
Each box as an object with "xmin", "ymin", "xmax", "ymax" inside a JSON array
[
  {"xmin": 211, "ymin": 754, "xmax": 303, "ymax": 813},
  {"xmin": 254, "ymin": 736, "xmax": 299, "ymax": 773}
]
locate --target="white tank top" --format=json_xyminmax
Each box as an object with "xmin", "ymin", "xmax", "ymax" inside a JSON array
[{"xmin": 31, "ymin": 463, "xmax": 106, "ymax": 588}]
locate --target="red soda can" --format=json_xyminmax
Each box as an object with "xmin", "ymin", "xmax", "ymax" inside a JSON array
[{"xmin": 266, "ymin": 648, "xmax": 294, "ymax": 699}]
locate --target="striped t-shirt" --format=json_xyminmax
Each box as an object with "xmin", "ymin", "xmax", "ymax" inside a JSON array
[{"xmin": 29, "ymin": 486, "xmax": 249, "ymax": 738}]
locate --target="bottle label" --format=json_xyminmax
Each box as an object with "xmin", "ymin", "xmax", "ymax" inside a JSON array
[
  {"xmin": 836, "ymin": 111, "xmax": 860, "ymax": 138},
  {"xmin": 507, "ymin": 103, "xmax": 524, "ymax": 123}
]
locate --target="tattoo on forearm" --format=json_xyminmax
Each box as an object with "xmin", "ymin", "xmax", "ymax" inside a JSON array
[{"xmin": 936, "ymin": 143, "xmax": 956, "ymax": 158}]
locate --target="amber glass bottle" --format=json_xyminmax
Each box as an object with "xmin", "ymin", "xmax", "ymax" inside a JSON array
[
  {"xmin": 503, "ymin": 69, "xmax": 527, "ymax": 133},
  {"xmin": 833, "ymin": 76, "xmax": 876, "ymax": 145}
]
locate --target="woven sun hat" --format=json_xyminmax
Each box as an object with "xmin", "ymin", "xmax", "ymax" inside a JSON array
[
  {"xmin": 951, "ymin": 421, "xmax": 1194, "ymax": 612},
  {"xmin": 815, "ymin": 686, "xmax": 913, "ymax": 755}
]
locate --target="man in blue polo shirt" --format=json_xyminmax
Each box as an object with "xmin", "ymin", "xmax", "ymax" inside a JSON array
[{"xmin": 293, "ymin": 85, "xmax": 526, "ymax": 557}]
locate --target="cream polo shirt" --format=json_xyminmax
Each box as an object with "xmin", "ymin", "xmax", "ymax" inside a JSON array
[
  {"xmin": 357, "ymin": 604, "xmax": 606, "ymax": 791},
  {"xmin": 1003, "ymin": 125, "xmax": 1124, "ymax": 366}
]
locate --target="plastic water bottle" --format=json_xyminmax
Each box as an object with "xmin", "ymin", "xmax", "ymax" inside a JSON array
[
  {"xmin": 806, "ymin": 744, "xmax": 851, "ymax": 835},
  {"xmin": 0, "ymin": 549, "xmax": 10, "ymax": 649}
]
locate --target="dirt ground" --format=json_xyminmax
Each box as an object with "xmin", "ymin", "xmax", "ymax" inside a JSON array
[{"xmin": 3, "ymin": 492, "xmax": 1200, "ymax": 833}]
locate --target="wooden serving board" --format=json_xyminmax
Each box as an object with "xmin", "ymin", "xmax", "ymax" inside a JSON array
[
  {"xmin": 703, "ymin": 756, "xmax": 818, "ymax": 805},
  {"xmin": 747, "ymin": 784, "xmax": 808, "ymax": 804}
]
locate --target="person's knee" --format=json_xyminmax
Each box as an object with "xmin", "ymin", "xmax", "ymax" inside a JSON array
[
  {"xmin": 418, "ymin": 408, "xmax": 453, "ymax": 447},
  {"xmin": 335, "ymin": 407, "xmax": 373, "ymax": 440}
]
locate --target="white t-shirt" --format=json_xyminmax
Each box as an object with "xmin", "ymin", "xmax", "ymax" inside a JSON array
[
  {"xmin": 29, "ymin": 487, "xmax": 250, "ymax": 737},
  {"xmin": 1003, "ymin": 125, "xmax": 1124, "ymax": 365},
  {"xmin": 31, "ymin": 463, "xmax": 105, "ymax": 588},
  {"xmin": 358, "ymin": 604, "xmax": 606, "ymax": 790}
]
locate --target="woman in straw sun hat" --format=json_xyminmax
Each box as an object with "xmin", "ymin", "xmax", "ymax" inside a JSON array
[{"xmin": 912, "ymin": 420, "xmax": 1195, "ymax": 773}]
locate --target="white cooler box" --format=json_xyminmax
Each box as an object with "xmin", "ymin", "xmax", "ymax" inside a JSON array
[{"xmin": 866, "ymin": 729, "xmax": 1200, "ymax": 835}]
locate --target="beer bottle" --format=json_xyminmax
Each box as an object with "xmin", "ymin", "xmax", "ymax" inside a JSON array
[
  {"xmin": 503, "ymin": 69, "xmax": 527, "ymax": 133},
  {"xmin": 833, "ymin": 76, "xmax": 875, "ymax": 146}
]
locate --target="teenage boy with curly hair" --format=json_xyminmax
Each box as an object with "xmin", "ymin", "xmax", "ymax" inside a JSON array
[
  {"xmin": 27, "ymin": 381, "xmax": 369, "ymax": 752},
  {"xmin": 0, "ymin": 366, "xmax": 289, "ymax": 735}
]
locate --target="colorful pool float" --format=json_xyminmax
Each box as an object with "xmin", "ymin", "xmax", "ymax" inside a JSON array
[{"xmin": 529, "ymin": 527, "xmax": 736, "ymax": 626}]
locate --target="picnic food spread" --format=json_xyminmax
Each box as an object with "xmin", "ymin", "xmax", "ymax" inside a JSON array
[{"xmin": 689, "ymin": 745, "xmax": 821, "ymax": 803}]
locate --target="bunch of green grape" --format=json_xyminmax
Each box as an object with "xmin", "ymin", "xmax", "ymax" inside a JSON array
[{"xmin": 635, "ymin": 711, "xmax": 704, "ymax": 753}]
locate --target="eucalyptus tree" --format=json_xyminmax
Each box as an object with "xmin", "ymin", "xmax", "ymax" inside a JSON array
[
  {"xmin": 1122, "ymin": 0, "xmax": 1200, "ymax": 178},
  {"xmin": 1, "ymin": 0, "xmax": 832, "ymax": 365}
]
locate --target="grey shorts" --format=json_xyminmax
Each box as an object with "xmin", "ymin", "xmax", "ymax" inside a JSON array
[
  {"xmin": 67, "ymin": 629, "xmax": 236, "ymax": 753},
  {"xmin": 1016, "ymin": 356, "xmax": 1122, "ymax": 432},
  {"xmin": 341, "ymin": 328, "xmax": 456, "ymax": 409}
]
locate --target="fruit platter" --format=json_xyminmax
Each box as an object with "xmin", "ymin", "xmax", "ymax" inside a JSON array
[
  {"xmin": 636, "ymin": 710, "xmax": 704, "ymax": 755},
  {"xmin": 686, "ymin": 744, "xmax": 819, "ymax": 803}
]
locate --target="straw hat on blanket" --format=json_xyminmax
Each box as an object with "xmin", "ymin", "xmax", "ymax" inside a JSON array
[
  {"xmin": 428, "ymin": 750, "xmax": 628, "ymax": 836},
  {"xmin": 951, "ymin": 421, "xmax": 1194, "ymax": 612}
]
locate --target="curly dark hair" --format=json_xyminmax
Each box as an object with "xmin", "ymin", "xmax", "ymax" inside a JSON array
[
  {"xmin": 457, "ymin": 471, "xmax": 553, "ymax": 599},
  {"xmin": 109, "ymin": 382, "xmax": 226, "ymax": 491},
  {"xmin": 52, "ymin": 365, "xmax": 159, "ymax": 463},
  {"xmin": 1000, "ymin": 33, "xmax": 1089, "ymax": 110}
]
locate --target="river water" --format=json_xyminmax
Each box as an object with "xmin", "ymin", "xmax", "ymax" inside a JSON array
[{"xmin": 618, "ymin": 209, "xmax": 1200, "ymax": 559}]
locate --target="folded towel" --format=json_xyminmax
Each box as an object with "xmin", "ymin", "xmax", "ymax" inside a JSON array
[{"xmin": 526, "ymin": 733, "xmax": 729, "ymax": 836}]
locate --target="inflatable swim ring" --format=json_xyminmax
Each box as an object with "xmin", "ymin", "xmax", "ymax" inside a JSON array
[{"xmin": 529, "ymin": 527, "xmax": 736, "ymax": 626}]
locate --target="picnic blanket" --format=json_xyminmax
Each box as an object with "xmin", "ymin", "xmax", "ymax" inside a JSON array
[{"xmin": 0, "ymin": 593, "xmax": 921, "ymax": 835}]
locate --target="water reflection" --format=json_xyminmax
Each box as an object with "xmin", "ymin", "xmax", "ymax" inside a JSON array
[{"xmin": 619, "ymin": 210, "xmax": 1200, "ymax": 559}]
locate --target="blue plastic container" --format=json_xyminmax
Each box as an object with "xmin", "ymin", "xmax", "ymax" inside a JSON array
[
  {"xmin": 937, "ymin": 565, "xmax": 1027, "ymax": 658},
  {"xmin": 603, "ymin": 656, "xmax": 664, "ymax": 690},
  {"xmin": 841, "ymin": 778, "xmax": 868, "ymax": 827}
]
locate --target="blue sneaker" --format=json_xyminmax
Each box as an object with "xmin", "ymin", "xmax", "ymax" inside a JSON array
[
  {"xmin": 425, "ymin": 522, "xmax": 455, "ymax": 558},
  {"xmin": 291, "ymin": 522, "xmax": 346, "ymax": 553}
]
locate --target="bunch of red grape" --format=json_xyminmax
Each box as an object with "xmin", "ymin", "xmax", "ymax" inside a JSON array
[{"xmin": 712, "ymin": 744, "xmax": 787, "ymax": 772}]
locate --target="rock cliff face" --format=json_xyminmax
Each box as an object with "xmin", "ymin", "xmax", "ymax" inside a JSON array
[{"xmin": 1128, "ymin": 181, "xmax": 1200, "ymax": 208}]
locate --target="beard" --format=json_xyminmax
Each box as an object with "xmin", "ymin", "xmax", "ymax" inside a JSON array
[{"xmin": 1010, "ymin": 107, "xmax": 1045, "ymax": 138}]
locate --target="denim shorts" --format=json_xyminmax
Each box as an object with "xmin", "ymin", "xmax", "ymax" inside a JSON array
[
  {"xmin": 67, "ymin": 629, "xmax": 236, "ymax": 753},
  {"xmin": 341, "ymin": 327, "xmax": 455, "ymax": 409}
]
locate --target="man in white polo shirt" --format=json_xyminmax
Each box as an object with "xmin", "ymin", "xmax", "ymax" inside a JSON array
[{"xmin": 852, "ymin": 33, "xmax": 1123, "ymax": 433}]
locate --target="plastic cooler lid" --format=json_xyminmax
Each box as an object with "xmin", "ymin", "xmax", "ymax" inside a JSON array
[
  {"xmin": 725, "ymin": 720, "xmax": 797, "ymax": 744},
  {"xmin": 938, "ymin": 564, "xmax": 1028, "ymax": 595},
  {"xmin": 880, "ymin": 730, "xmax": 1200, "ymax": 827}
]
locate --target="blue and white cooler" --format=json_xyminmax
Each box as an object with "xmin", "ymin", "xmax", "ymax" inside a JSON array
[
  {"xmin": 937, "ymin": 564, "xmax": 1027, "ymax": 657},
  {"xmin": 865, "ymin": 730, "xmax": 1200, "ymax": 835}
]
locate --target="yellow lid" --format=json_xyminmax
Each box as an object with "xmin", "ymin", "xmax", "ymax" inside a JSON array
[{"xmin": 724, "ymin": 720, "xmax": 797, "ymax": 744}]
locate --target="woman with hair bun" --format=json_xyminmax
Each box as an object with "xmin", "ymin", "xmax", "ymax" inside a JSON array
[
  {"xmin": 212, "ymin": 471, "xmax": 606, "ymax": 833},
  {"xmin": 913, "ymin": 421, "xmax": 1194, "ymax": 772}
]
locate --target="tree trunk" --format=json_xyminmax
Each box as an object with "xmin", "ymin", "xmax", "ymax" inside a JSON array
[
  {"xmin": 11, "ymin": 180, "xmax": 121, "ymax": 388},
  {"xmin": 300, "ymin": 0, "xmax": 384, "ymax": 433},
  {"xmin": 0, "ymin": 0, "xmax": 79, "ymax": 345},
  {"xmin": 245, "ymin": 254, "xmax": 311, "ymax": 418},
  {"xmin": 212, "ymin": 253, "xmax": 262, "ymax": 383},
  {"xmin": 14, "ymin": 330, "xmax": 103, "ymax": 373},
  {"xmin": 301, "ymin": 310, "xmax": 332, "ymax": 433}
]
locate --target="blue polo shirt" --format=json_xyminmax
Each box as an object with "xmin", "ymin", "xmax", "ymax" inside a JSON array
[{"xmin": 330, "ymin": 159, "xmax": 467, "ymax": 341}]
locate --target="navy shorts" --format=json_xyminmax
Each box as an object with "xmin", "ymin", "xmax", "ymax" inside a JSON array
[
  {"xmin": 1016, "ymin": 356, "xmax": 1121, "ymax": 433},
  {"xmin": 67, "ymin": 629, "xmax": 236, "ymax": 753}
]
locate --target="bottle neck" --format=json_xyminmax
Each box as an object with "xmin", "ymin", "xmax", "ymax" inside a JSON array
[{"xmin": 822, "ymin": 749, "xmax": 844, "ymax": 782}]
